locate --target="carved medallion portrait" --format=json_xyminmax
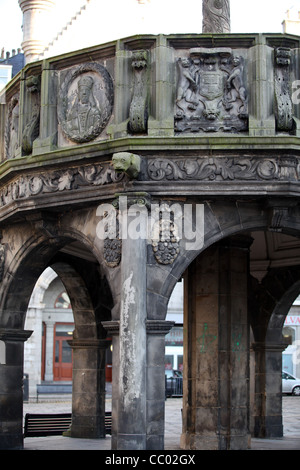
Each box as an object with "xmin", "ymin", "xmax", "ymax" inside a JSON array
[{"xmin": 57, "ymin": 63, "xmax": 114, "ymax": 143}]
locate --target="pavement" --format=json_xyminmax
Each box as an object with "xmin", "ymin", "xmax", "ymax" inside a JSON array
[{"xmin": 21, "ymin": 393, "xmax": 300, "ymax": 452}]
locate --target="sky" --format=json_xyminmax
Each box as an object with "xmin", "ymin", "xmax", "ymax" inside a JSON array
[{"xmin": 0, "ymin": 0, "xmax": 298, "ymax": 53}]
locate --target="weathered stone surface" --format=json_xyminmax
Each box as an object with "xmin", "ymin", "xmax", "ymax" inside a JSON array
[{"xmin": 0, "ymin": 32, "xmax": 300, "ymax": 452}]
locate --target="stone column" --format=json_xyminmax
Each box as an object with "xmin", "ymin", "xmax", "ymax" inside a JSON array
[
  {"xmin": 252, "ymin": 342, "xmax": 285, "ymax": 438},
  {"xmin": 18, "ymin": 0, "xmax": 56, "ymax": 64},
  {"xmin": 0, "ymin": 329, "xmax": 32, "ymax": 450},
  {"xmin": 146, "ymin": 320, "xmax": 174, "ymax": 449},
  {"xmin": 32, "ymin": 61, "xmax": 58, "ymax": 154},
  {"xmin": 103, "ymin": 195, "xmax": 148, "ymax": 450},
  {"xmin": 44, "ymin": 319, "xmax": 55, "ymax": 381},
  {"xmin": 67, "ymin": 339, "xmax": 108, "ymax": 438},
  {"xmin": 181, "ymin": 236, "xmax": 251, "ymax": 450}
]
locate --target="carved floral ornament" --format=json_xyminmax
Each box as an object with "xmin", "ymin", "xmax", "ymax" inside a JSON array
[
  {"xmin": 0, "ymin": 163, "xmax": 124, "ymax": 208},
  {"xmin": 57, "ymin": 63, "xmax": 114, "ymax": 143},
  {"xmin": 147, "ymin": 156, "xmax": 300, "ymax": 182}
]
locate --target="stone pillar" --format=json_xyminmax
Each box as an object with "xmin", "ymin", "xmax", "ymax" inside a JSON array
[
  {"xmin": 146, "ymin": 320, "xmax": 174, "ymax": 449},
  {"xmin": 0, "ymin": 329, "xmax": 32, "ymax": 450},
  {"xmin": 44, "ymin": 319, "xmax": 55, "ymax": 381},
  {"xmin": 32, "ymin": 61, "xmax": 58, "ymax": 154},
  {"xmin": 67, "ymin": 339, "xmax": 108, "ymax": 439},
  {"xmin": 252, "ymin": 342, "xmax": 285, "ymax": 438},
  {"xmin": 18, "ymin": 0, "xmax": 56, "ymax": 64},
  {"xmin": 104, "ymin": 196, "xmax": 148, "ymax": 449},
  {"xmin": 181, "ymin": 236, "xmax": 251, "ymax": 450}
]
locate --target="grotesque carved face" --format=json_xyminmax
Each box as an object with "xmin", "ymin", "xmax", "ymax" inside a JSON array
[{"xmin": 112, "ymin": 153, "xmax": 132, "ymax": 172}]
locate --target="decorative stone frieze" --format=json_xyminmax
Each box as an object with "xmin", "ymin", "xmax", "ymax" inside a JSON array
[
  {"xmin": 0, "ymin": 163, "xmax": 124, "ymax": 208},
  {"xmin": 148, "ymin": 155, "xmax": 300, "ymax": 182},
  {"xmin": 175, "ymin": 48, "xmax": 248, "ymax": 133},
  {"xmin": 274, "ymin": 47, "xmax": 294, "ymax": 133},
  {"xmin": 128, "ymin": 50, "xmax": 149, "ymax": 134},
  {"xmin": 57, "ymin": 63, "xmax": 114, "ymax": 143}
]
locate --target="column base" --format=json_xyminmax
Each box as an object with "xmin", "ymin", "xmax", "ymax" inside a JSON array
[
  {"xmin": 112, "ymin": 434, "xmax": 147, "ymax": 450},
  {"xmin": 180, "ymin": 432, "xmax": 251, "ymax": 450}
]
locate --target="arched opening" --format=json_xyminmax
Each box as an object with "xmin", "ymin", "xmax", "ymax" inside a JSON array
[
  {"xmin": 162, "ymin": 227, "xmax": 300, "ymax": 450},
  {"xmin": 0, "ymin": 234, "xmax": 114, "ymax": 448}
]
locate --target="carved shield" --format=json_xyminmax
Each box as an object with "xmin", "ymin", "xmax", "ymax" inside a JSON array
[{"xmin": 199, "ymin": 71, "xmax": 224, "ymax": 100}]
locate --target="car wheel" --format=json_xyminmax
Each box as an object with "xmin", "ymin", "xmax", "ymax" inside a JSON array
[{"xmin": 292, "ymin": 386, "xmax": 300, "ymax": 396}]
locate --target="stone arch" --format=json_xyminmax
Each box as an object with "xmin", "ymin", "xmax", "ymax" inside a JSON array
[
  {"xmin": 146, "ymin": 200, "xmax": 300, "ymax": 449},
  {"xmin": 0, "ymin": 227, "xmax": 115, "ymax": 447},
  {"xmin": 251, "ymin": 267, "xmax": 300, "ymax": 438},
  {"xmin": 147, "ymin": 199, "xmax": 300, "ymax": 321}
]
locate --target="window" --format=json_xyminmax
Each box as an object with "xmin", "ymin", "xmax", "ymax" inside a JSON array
[{"xmin": 54, "ymin": 291, "xmax": 71, "ymax": 309}]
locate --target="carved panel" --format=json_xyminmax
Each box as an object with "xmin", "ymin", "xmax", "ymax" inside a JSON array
[
  {"xmin": 22, "ymin": 75, "xmax": 40, "ymax": 155},
  {"xmin": 57, "ymin": 63, "xmax": 114, "ymax": 143},
  {"xmin": 5, "ymin": 93, "xmax": 19, "ymax": 159},
  {"xmin": 274, "ymin": 48, "xmax": 294, "ymax": 133},
  {"xmin": 128, "ymin": 50, "xmax": 149, "ymax": 134},
  {"xmin": 175, "ymin": 48, "xmax": 248, "ymax": 133}
]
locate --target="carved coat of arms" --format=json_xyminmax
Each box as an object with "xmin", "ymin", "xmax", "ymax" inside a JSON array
[{"xmin": 175, "ymin": 48, "xmax": 248, "ymax": 133}]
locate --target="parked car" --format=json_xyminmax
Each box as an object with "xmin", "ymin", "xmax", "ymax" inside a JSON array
[
  {"xmin": 165, "ymin": 369, "xmax": 183, "ymax": 397},
  {"xmin": 282, "ymin": 371, "xmax": 300, "ymax": 396}
]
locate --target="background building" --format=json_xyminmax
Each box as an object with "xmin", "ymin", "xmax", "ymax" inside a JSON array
[{"xmin": 283, "ymin": 295, "xmax": 300, "ymax": 378}]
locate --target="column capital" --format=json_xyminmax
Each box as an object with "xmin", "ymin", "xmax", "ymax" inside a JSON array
[
  {"xmin": 101, "ymin": 320, "xmax": 120, "ymax": 335},
  {"xmin": 67, "ymin": 338, "xmax": 110, "ymax": 349},
  {"xmin": 252, "ymin": 341, "xmax": 288, "ymax": 353},
  {"xmin": 0, "ymin": 328, "xmax": 33, "ymax": 342},
  {"xmin": 146, "ymin": 320, "xmax": 175, "ymax": 335}
]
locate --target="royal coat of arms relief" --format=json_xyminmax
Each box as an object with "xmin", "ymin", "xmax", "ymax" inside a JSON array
[{"xmin": 175, "ymin": 48, "xmax": 248, "ymax": 133}]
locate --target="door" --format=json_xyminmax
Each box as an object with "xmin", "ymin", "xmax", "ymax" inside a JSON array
[{"xmin": 53, "ymin": 323, "xmax": 74, "ymax": 381}]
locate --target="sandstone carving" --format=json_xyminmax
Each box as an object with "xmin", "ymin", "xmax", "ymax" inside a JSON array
[
  {"xmin": 0, "ymin": 163, "xmax": 124, "ymax": 208},
  {"xmin": 22, "ymin": 75, "xmax": 40, "ymax": 155},
  {"xmin": 128, "ymin": 50, "xmax": 149, "ymax": 134},
  {"xmin": 152, "ymin": 222, "xmax": 180, "ymax": 265},
  {"xmin": 274, "ymin": 48, "xmax": 294, "ymax": 133},
  {"xmin": 112, "ymin": 152, "xmax": 141, "ymax": 179},
  {"xmin": 175, "ymin": 48, "xmax": 248, "ymax": 133},
  {"xmin": 148, "ymin": 156, "xmax": 300, "ymax": 182},
  {"xmin": 57, "ymin": 63, "xmax": 114, "ymax": 143},
  {"xmin": 5, "ymin": 93, "xmax": 19, "ymax": 159},
  {"xmin": 202, "ymin": 0, "xmax": 231, "ymax": 34}
]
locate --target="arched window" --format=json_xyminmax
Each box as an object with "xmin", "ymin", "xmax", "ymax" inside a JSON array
[{"xmin": 54, "ymin": 291, "xmax": 71, "ymax": 309}]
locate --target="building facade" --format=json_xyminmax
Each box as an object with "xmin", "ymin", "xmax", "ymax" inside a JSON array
[{"xmin": 24, "ymin": 268, "xmax": 184, "ymax": 400}]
